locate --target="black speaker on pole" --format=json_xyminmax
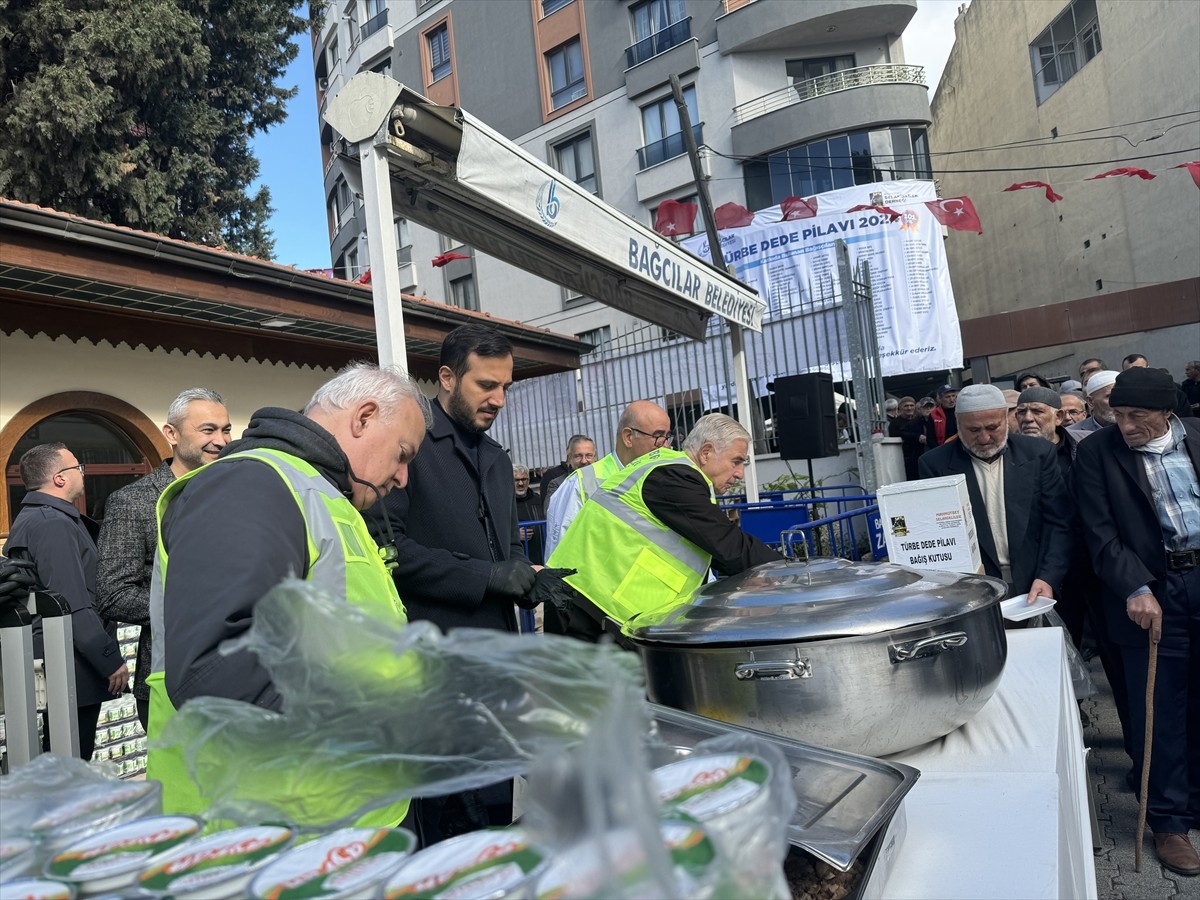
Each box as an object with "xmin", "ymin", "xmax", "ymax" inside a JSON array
[{"xmin": 773, "ymin": 373, "xmax": 839, "ymax": 459}]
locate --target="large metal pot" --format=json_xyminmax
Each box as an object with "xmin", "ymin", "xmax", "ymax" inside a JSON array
[{"xmin": 626, "ymin": 558, "xmax": 1008, "ymax": 757}]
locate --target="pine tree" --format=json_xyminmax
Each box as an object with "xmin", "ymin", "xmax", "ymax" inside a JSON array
[{"xmin": 0, "ymin": 0, "xmax": 309, "ymax": 258}]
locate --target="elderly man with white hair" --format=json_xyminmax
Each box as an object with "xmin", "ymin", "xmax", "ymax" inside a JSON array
[
  {"xmin": 145, "ymin": 362, "xmax": 432, "ymax": 827},
  {"xmin": 919, "ymin": 384, "xmax": 1074, "ymax": 605},
  {"xmin": 547, "ymin": 413, "xmax": 780, "ymax": 641}
]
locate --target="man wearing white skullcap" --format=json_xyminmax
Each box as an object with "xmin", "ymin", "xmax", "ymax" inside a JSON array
[
  {"xmin": 1066, "ymin": 370, "xmax": 1119, "ymax": 452},
  {"xmin": 919, "ymin": 384, "xmax": 1074, "ymax": 606}
]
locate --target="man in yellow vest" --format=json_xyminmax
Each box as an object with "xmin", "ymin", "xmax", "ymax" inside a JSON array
[
  {"xmin": 145, "ymin": 363, "xmax": 431, "ymax": 827},
  {"xmin": 547, "ymin": 413, "xmax": 780, "ymax": 640},
  {"xmin": 543, "ymin": 400, "xmax": 673, "ymax": 558}
]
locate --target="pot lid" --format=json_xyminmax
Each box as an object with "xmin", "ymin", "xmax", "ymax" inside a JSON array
[{"xmin": 627, "ymin": 558, "xmax": 1006, "ymax": 645}]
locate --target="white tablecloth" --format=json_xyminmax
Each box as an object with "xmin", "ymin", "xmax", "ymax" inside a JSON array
[{"xmin": 871, "ymin": 628, "xmax": 1097, "ymax": 899}]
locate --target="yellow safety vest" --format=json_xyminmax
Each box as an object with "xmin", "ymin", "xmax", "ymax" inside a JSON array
[
  {"xmin": 145, "ymin": 448, "xmax": 410, "ymax": 827},
  {"xmin": 548, "ymin": 449, "xmax": 714, "ymax": 627},
  {"xmin": 571, "ymin": 453, "xmax": 623, "ymax": 504}
]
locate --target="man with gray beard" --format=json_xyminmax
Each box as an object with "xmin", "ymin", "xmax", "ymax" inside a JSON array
[{"xmin": 919, "ymin": 384, "xmax": 1073, "ymax": 603}]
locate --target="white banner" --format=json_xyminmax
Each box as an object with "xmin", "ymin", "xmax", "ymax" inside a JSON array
[
  {"xmin": 750, "ymin": 179, "xmax": 938, "ymax": 225},
  {"xmin": 682, "ymin": 201, "xmax": 963, "ymax": 376},
  {"xmin": 454, "ymin": 113, "xmax": 766, "ymax": 331}
]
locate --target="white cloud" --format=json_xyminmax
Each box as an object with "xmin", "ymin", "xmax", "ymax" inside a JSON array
[{"xmin": 903, "ymin": 0, "xmax": 969, "ymax": 94}]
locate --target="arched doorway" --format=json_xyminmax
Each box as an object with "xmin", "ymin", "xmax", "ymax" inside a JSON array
[{"xmin": 1, "ymin": 393, "xmax": 169, "ymax": 535}]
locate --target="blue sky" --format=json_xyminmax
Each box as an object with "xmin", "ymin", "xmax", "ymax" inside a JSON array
[{"xmin": 251, "ymin": 2, "xmax": 963, "ymax": 268}]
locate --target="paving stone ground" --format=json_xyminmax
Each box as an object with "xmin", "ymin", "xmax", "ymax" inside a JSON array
[{"xmin": 1082, "ymin": 654, "xmax": 1199, "ymax": 899}]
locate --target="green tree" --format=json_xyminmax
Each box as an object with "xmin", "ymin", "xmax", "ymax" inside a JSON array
[{"xmin": 0, "ymin": 0, "xmax": 309, "ymax": 258}]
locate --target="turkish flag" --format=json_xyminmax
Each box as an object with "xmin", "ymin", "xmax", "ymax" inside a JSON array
[
  {"xmin": 431, "ymin": 252, "xmax": 471, "ymax": 267},
  {"xmin": 1003, "ymin": 181, "xmax": 1063, "ymax": 202},
  {"xmin": 654, "ymin": 199, "xmax": 698, "ymax": 236},
  {"xmin": 848, "ymin": 204, "xmax": 903, "ymax": 222},
  {"xmin": 355, "ymin": 269, "xmax": 372, "ymax": 285},
  {"xmin": 1087, "ymin": 167, "xmax": 1155, "ymax": 181},
  {"xmin": 780, "ymin": 196, "xmax": 818, "ymax": 220},
  {"xmin": 925, "ymin": 197, "xmax": 983, "ymax": 234},
  {"xmin": 1173, "ymin": 161, "xmax": 1200, "ymax": 189},
  {"xmin": 714, "ymin": 202, "xmax": 754, "ymax": 230}
]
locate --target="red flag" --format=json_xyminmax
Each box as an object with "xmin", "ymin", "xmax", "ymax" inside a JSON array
[
  {"xmin": 431, "ymin": 252, "xmax": 471, "ymax": 267},
  {"xmin": 355, "ymin": 269, "xmax": 372, "ymax": 285},
  {"xmin": 714, "ymin": 202, "xmax": 754, "ymax": 230},
  {"xmin": 1087, "ymin": 167, "xmax": 1155, "ymax": 181},
  {"xmin": 780, "ymin": 196, "xmax": 817, "ymax": 220},
  {"xmin": 1003, "ymin": 181, "xmax": 1063, "ymax": 202},
  {"xmin": 925, "ymin": 197, "xmax": 983, "ymax": 234},
  {"xmin": 654, "ymin": 199, "xmax": 698, "ymax": 236},
  {"xmin": 1173, "ymin": 161, "xmax": 1200, "ymax": 189},
  {"xmin": 847, "ymin": 204, "xmax": 903, "ymax": 222}
]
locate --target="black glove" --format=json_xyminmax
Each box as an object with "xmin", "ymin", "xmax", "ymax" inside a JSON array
[
  {"xmin": 486, "ymin": 559, "xmax": 538, "ymax": 601},
  {"xmin": 0, "ymin": 556, "xmax": 39, "ymax": 608},
  {"xmin": 517, "ymin": 567, "xmax": 579, "ymax": 611}
]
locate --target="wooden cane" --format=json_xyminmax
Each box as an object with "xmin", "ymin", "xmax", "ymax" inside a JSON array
[{"xmin": 1134, "ymin": 634, "xmax": 1159, "ymax": 874}]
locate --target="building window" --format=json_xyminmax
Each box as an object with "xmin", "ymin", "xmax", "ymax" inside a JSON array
[
  {"xmin": 638, "ymin": 86, "xmax": 699, "ymax": 170},
  {"xmin": 327, "ymin": 35, "xmax": 340, "ymax": 71},
  {"xmin": 786, "ymin": 55, "xmax": 855, "ymax": 83},
  {"xmin": 627, "ymin": 0, "xmax": 690, "ymax": 68},
  {"xmin": 428, "ymin": 23, "xmax": 451, "ymax": 82},
  {"xmin": 553, "ymin": 131, "xmax": 597, "ymax": 193},
  {"xmin": 362, "ymin": 0, "xmax": 388, "ymax": 38},
  {"xmin": 371, "ymin": 58, "xmax": 392, "ymax": 78},
  {"xmin": 1030, "ymin": 0, "xmax": 1101, "ymax": 104},
  {"xmin": 547, "ymin": 39, "xmax": 586, "ymax": 110},
  {"xmin": 576, "ymin": 326, "xmax": 611, "ymax": 357},
  {"xmin": 329, "ymin": 176, "xmax": 354, "ymax": 232},
  {"xmin": 394, "ymin": 216, "xmax": 411, "ymax": 264},
  {"xmin": 743, "ymin": 126, "xmax": 933, "ymax": 209},
  {"xmin": 542, "ymin": 0, "xmax": 574, "ymax": 15},
  {"xmin": 347, "ymin": 247, "xmax": 360, "ymax": 280},
  {"xmin": 450, "ymin": 274, "xmax": 478, "ymax": 311}
]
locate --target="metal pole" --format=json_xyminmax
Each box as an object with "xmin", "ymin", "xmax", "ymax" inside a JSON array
[
  {"xmin": 836, "ymin": 240, "xmax": 878, "ymax": 492},
  {"xmin": 359, "ymin": 140, "xmax": 408, "ymax": 368},
  {"xmin": 669, "ymin": 74, "xmax": 758, "ymax": 502}
]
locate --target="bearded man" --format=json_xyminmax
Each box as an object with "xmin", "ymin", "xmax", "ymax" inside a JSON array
[{"xmin": 918, "ymin": 384, "xmax": 1073, "ymax": 603}]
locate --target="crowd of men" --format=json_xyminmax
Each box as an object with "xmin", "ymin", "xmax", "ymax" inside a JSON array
[{"xmin": 2, "ymin": 334, "xmax": 1196, "ymax": 874}]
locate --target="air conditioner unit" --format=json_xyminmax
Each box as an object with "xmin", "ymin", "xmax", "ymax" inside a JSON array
[{"xmin": 318, "ymin": 77, "xmax": 329, "ymax": 92}]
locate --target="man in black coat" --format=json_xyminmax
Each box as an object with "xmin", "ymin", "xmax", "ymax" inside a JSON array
[
  {"xmin": 377, "ymin": 324, "xmax": 536, "ymax": 634},
  {"xmin": 376, "ymin": 324, "xmax": 536, "ymax": 843},
  {"xmin": 918, "ymin": 384, "xmax": 1073, "ymax": 603},
  {"xmin": 1072, "ymin": 367, "xmax": 1200, "ymax": 876},
  {"xmin": 6, "ymin": 443, "xmax": 129, "ymax": 759}
]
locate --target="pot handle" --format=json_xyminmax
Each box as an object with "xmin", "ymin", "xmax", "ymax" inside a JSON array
[
  {"xmin": 889, "ymin": 631, "xmax": 968, "ymax": 663},
  {"xmin": 734, "ymin": 658, "xmax": 812, "ymax": 681}
]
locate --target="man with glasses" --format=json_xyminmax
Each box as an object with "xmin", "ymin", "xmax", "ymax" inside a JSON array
[
  {"xmin": 6, "ymin": 443, "xmax": 130, "ymax": 760},
  {"xmin": 544, "ymin": 401, "xmax": 672, "ymax": 558}
]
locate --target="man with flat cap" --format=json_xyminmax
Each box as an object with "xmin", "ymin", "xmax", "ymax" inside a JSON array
[
  {"xmin": 919, "ymin": 384, "xmax": 1073, "ymax": 605},
  {"xmin": 1073, "ymin": 367, "xmax": 1200, "ymax": 876},
  {"xmin": 1016, "ymin": 386, "xmax": 1072, "ymax": 477}
]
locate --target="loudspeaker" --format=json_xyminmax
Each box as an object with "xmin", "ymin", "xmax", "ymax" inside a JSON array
[{"xmin": 774, "ymin": 373, "xmax": 839, "ymax": 459}]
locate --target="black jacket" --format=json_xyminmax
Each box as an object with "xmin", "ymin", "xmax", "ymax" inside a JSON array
[
  {"xmin": 376, "ymin": 398, "xmax": 526, "ymax": 633},
  {"xmin": 159, "ymin": 408, "xmax": 370, "ymax": 712},
  {"xmin": 918, "ymin": 432, "xmax": 1074, "ymax": 595},
  {"xmin": 95, "ymin": 460, "xmax": 175, "ymax": 702},
  {"xmin": 1072, "ymin": 417, "xmax": 1200, "ymax": 646},
  {"xmin": 6, "ymin": 492, "xmax": 122, "ymax": 707},
  {"xmin": 888, "ymin": 416, "xmax": 926, "ymax": 479}
]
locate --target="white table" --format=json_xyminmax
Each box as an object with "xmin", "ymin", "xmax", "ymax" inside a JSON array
[{"xmin": 869, "ymin": 628, "xmax": 1097, "ymax": 899}]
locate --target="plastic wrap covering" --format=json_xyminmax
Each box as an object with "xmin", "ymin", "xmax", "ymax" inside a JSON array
[
  {"xmin": 1033, "ymin": 609, "xmax": 1097, "ymax": 700},
  {"xmin": 0, "ymin": 754, "xmax": 161, "ymax": 863},
  {"xmin": 519, "ymin": 679, "xmax": 796, "ymax": 899},
  {"xmin": 156, "ymin": 579, "xmax": 644, "ymax": 828}
]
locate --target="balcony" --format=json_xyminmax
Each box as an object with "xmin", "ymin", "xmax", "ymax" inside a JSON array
[
  {"xmin": 734, "ymin": 64, "xmax": 926, "ymax": 125},
  {"xmin": 637, "ymin": 124, "xmax": 703, "ymax": 171},
  {"xmin": 625, "ymin": 37, "xmax": 700, "ymax": 99},
  {"xmin": 730, "ymin": 67, "xmax": 929, "ymax": 158},
  {"xmin": 361, "ymin": 7, "xmax": 388, "ymax": 39},
  {"xmin": 625, "ymin": 17, "xmax": 692, "ymax": 69},
  {"xmin": 716, "ymin": 0, "xmax": 917, "ymax": 54}
]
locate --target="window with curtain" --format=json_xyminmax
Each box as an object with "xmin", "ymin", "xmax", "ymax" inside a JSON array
[
  {"xmin": 547, "ymin": 39, "xmax": 586, "ymax": 109},
  {"xmin": 553, "ymin": 131, "xmax": 597, "ymax": 193},
  {"xmin": 428, "ymin": 24, "xmax": 451, "ymax": 81}
]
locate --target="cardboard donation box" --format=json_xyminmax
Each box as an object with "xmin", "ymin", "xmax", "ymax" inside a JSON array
[{"xmin": 876, "ymin": 475, "xmax": 983, "ymax": 574}]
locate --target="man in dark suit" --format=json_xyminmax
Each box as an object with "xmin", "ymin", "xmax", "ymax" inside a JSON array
[
  {"xmin": 918, "ymin": 384, "xmax": 1073, "ymax": 604},
  {"xmin": 1073, "ymin": 367, "xmax": 1200, "ymax": 876}
]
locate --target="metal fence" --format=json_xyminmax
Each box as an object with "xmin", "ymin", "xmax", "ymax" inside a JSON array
[{"xmin": 494, "ymin": 240, "xmax": 887, "ymax": 488}]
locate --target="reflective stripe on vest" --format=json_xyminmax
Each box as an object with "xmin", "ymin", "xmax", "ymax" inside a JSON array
[
  {"xmin": 574, "ymin": 453, "xmax": 622, "ymax": 504},
  {"xmin": 549, "ymin": 449, "xmax": 713, "ymax": 625},
  {"xmin": 146, "ymin": 448, "xmax": 407, "ymax": 827}
]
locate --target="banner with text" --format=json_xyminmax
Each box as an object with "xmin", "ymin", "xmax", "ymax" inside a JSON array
[{"xmin": 682, "ymin": 203, "xmax": 962, "ymax": 376}]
